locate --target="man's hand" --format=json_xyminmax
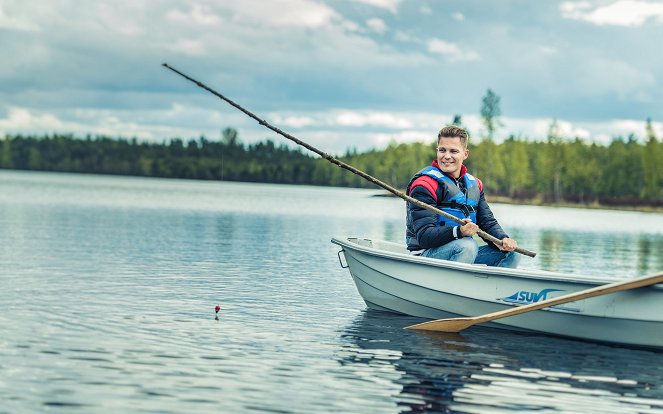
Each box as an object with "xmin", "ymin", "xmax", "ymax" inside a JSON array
[
  {"xmin": 459, "ymin": 218, "xmax": 479, "ymax": 237},
  {"xmin": 496, "ymin": 237, "xmax": 518, "ymax": 252}
]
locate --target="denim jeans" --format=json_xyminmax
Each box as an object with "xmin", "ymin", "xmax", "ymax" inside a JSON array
[{"xmin": 420, "ymin": 237, "xmax": 520, "ymax": 268}]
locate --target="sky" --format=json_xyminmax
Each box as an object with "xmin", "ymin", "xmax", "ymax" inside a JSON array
[{"xmin": 1, "ymin": 0, "xmax": 662, "ymax": 153}]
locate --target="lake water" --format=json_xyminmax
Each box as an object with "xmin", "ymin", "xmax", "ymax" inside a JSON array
[{"xmin": 1, "ymin": 169, "xmax": 663, "ymax": 413}]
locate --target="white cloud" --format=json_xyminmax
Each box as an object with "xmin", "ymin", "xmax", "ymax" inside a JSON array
[
  {"xmin": 366, "ymin": 17, "xmax": 387, "ymax": 34},
  {"xmin": 2, "ymin": 104, "xmax": 659, "ymax": 155},
  {"xmin": 538, "ymin": 45, "xmax": 558, "ymax": 55},
  {"xmin": 354, "ymin": 0, "xmax": 400, "ymax": 14},
  {"xmin": 451, "ymin": 12, "xmax": 465, "ymax": 21},
  {"xmin": 168, "ymin": 38, "xmax": 207, "ymax": 56},
  {"xmin": 367, "ymin": 130, "xmax": 432, "ymax": 147},
  {"xmin": 504, "ymin": 116, "xmax": 661, "ymax": 144},
  {"xmin": 1, "ymin": 0, "xmax": 661, "ymax": 157},
  {"xmin": 0, "ymin": 107, "xmax": 66, "ymax": 131},
  {"xmin": 560, "ymin": 0, "xmax": 663, "ymax": 27},
  {"xmin": 165, "ymin": 4, "xmax": 222, "ymax": 26},
  {"xmin": 609, "ymin": 118, "xmax": 663, "ymax": 139},
  {"xmin": 226, "ymin": 0, "xmax": 342, "ymax": 28},
  {"xmin": 0, "ymin": 105, "xmax": 231, "ymax": 142},
  {"xmin": 0, "ymin": 5, "xmax": 39, "ymax": 31},
  {"xmin": 427, "ymin": 38, "xmax": 480, "ymax": 62},
  {"xmin": 93, "ymin": 3, "xmax": 145, "ymax": 36},
  {"xmin": 269, "ymin": 109, "xmax": 429, "ymax": 130},
  {"xmin": 420, "ymin": 5, "xmax": 432, "ymax": 15},
  {"xmin": 270, "ymin": 115, "xmax": 317, "ymax": 128},
  {"xmin": 507, "ymin": 117, "xmax": 594, "ymax": 142},
  {"xmin": 334, "ymin": 111, "xmax": 413, "ymax": 128}
]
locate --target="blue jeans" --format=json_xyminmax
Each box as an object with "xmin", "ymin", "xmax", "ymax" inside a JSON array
[{"xmin": 420, "ymin": 237, "xmax": 520, "ymax": 268}]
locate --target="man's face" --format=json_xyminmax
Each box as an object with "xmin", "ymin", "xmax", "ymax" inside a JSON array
[{"xmin": 436, "ymin": 136, "xmax": 468, "ymax": 178}]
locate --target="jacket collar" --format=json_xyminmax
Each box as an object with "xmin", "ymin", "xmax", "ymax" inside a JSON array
[{"xmin": 432, "ymin": 160, "xmax": 467, "ymax": 180}]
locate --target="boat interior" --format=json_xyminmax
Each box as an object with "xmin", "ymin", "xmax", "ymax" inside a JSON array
[{"xmin": 347, "ymin": 238, "xmax": 409, "ymax": 254}]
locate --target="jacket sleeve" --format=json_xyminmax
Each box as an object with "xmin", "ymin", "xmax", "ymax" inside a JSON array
[
  {"xmin": 408, "ymin": 185, "xmax": 456, "ymax": 249},
  {"xmin": 475, "ymin": 191, "xmax": 508, "ymax": 248}
]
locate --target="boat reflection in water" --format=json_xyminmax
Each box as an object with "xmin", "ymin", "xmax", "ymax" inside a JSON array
[{"xmin": 338, "ymin": 309, "xmax": 663, "ymax": 413}]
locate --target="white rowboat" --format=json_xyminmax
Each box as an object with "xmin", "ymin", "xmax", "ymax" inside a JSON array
[{"xmin": 332, "ymin": 237, "xmax": 663, "ymax": 349}]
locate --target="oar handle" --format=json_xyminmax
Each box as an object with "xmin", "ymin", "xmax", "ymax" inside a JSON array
[{"xmin": 162, "ymin": 63, "xmax": 536, "ymax": 258}]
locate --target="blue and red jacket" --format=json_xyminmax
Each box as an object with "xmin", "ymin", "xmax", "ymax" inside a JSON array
[{"xmin": 405, "ymin": 160, "xmax": 508, "ymax": 251}]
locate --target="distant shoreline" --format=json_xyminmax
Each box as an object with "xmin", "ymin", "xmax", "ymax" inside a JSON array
[
  {"xmin": 487, "ymin": 195, "xmax": 663, "ymax": 214},
  {"xmin": 372, "ymin": 191, "xmax": 663, "ymax": 213}
]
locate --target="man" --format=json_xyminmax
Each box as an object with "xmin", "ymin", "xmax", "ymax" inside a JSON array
[{"xmin": 405, "ymin": 125, "xmax": 520, "ymax": 268}]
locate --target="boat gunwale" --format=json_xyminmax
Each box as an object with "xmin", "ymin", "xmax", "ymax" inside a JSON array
[{"xmin": 331, "ymin": 236, "xmax": 663, "ymax": 289}]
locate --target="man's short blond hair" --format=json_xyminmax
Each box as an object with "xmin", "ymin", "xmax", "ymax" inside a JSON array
[{"xmin": 437, "ymin": 125, "xmax": 469, "ymax": 148}]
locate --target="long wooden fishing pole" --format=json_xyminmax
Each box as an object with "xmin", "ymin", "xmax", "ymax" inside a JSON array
[{"xmin": 162, "ymin": 63, "xmax": 536, "ymax": 258}]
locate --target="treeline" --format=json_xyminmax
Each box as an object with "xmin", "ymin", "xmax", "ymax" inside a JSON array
[
  {"xmin": 1, "ymin": 128, "xmax": 662, "ymax": 207},
  {"xmin": 0, "ymin": 130, "xmax": 318, "ymax": 184}
]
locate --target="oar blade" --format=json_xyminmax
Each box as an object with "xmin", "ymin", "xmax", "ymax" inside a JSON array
[{"xmin": 405, "ymin": 317, "xmax": 477, "ymax": 333}]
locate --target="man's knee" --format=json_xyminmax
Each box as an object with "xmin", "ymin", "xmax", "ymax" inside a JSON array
[
  {"xmin": 452, "ymin": 237, "xmax": 478, "ymax": 263},
  {"xmin": 455, "ymin": 237, "xmax": 478, "ymax": 254}
]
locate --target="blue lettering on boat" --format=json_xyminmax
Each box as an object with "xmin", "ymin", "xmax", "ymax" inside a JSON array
[{"xmin": 502, "ymin": 288, "xmax": 564, "ymax": 304}]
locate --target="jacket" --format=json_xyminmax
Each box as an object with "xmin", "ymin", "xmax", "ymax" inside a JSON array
[{"xmin": 405, "ymin": 160, "xmax": 508, "ymax": 251}]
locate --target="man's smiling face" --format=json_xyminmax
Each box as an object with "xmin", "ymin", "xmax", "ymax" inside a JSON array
[{"xmin": 436, "ymin": 136, "xmax": 468, "ymax": 178}]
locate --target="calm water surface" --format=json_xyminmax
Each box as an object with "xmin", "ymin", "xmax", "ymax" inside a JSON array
[{"xmin": 1, "ymin": 170, "xmax": 663, "ymax": 413}]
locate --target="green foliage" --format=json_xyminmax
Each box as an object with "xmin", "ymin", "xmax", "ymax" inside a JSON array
[
  {"xmin": 480, "ymin": 89, "xmax": 503, "ymax": 140},
  {"xmin": 0, "ymin": 129, "xmax": 661, "ymax": 207},
  {"xmin": 642, "ymin": 118, "xmax": 662, "ymax": 200}
]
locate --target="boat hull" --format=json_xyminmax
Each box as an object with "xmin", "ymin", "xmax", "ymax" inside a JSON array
[{"xmin": 332, "ymin": 237, "xmax": 663, "ymax": 349}]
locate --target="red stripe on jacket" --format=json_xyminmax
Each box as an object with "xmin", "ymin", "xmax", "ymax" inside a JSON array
[{"xmin": 408, "ymin": 176, "xmax": 439, "ymax": 203}]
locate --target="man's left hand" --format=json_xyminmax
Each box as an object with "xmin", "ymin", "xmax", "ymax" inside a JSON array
[{"xmin": 496, "ymin": 237, "xmax": 517, "ymax": 252}]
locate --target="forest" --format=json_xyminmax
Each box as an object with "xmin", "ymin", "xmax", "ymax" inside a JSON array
[{"xmin": 1, "ymin": 123, "xmax": 661, "ymax": 208}]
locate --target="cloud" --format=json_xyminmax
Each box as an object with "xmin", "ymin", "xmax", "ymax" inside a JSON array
[
  {"xmin": 505, "ymin": 116, "xmax": 661, "ymax": 144},
  {"xmin": 451, "ymin": 12, "xmax": 465, "ymax": 21},
  {"xmin": 0, "ymin": 107, "xmax": 63, "ymax": 130},
  {"xmin": 427, "ymin": 38, "xmax": 480, "ymax": 62},
  {"xmin": 366, "ymin": 17, "xmax": 387, "ymax": 34},
  {"xmin": 354, "ymin": 0, "xmax": 400, "ymax": 14},
  {"xmin": 1, "ymin": 0, "xmax": 662, "ymax": 156},
  {"xmin": 223, "ymin": 0, "xmax": 342, "ymax": 28},
  {"xmin": 334, "ymin": 111, "xmax": 414, "ymax": 128},
  {"xmin": 270, "ymin": 115, "xmax": 317, "ymax": 128},
  {"xmin": 165, "ymin": 4, "xmax": 222, "ymax": 26},
  {"xmin": 0, "ymin": 5, "xmax": 39, "ymax": 31},
  {"xmin": 537, "ymin": 45, "xmax": 559, "ymax": 55},
  {"xmin": 560, "ymin": 0, "xmax": 663, "ymax": 27},
  {"xmin": 168, "ymin": 38, "xmax": 207, "ymax": 56},
  {"xmin": 270, "ymin": 109, "xmax": 428, "ymax": 130},
  {"xmin": 0, "ymin": 104, "xmax": 242, "ymax": 142}
]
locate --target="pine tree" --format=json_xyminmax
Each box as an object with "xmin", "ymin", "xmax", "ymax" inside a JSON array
[{"xmin": 480, "ymin": 89, "xmax": 503, "ymax": 141}]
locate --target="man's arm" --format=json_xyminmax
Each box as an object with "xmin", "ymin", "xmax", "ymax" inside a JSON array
[{"xmin": 408, "ymin": 185, "xmax": 457, "ymax": 249}]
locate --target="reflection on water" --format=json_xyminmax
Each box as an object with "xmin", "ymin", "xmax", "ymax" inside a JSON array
[
  {"xmin": 340, "ymin": 310, "xmax": 663, "ymax": 413},
  {"xmin": 638, "ymin": 237, "xmax": 663, "ymax": 275},
  {"xmin": 538, "ymin": 230, "xmax": 564, "ymax": 272}
]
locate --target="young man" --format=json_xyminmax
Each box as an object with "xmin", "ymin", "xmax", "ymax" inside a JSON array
[{"xmin": 405, "ymin": 125, "xmax": 520, "ymax": 268}]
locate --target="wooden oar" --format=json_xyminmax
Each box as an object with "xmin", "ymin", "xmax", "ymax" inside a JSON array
[
  {"xmin": 161, "ymin": 63, "xmax": 536, "ymax": 258},
  {"xmin": 405, "ymin": 271, "xmax": 663, "ymax": 332}
]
